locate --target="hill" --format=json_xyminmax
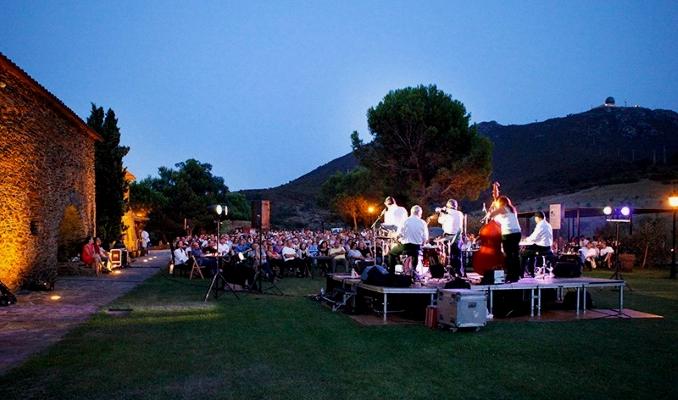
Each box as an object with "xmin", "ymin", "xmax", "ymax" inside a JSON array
[
  {"xmin": 477, "ymin": 106, "xmax": 678, "ymax": 199},
  {"xmin": 240, "ymin": 152, "xmax": 357, "ymax": 228},
  {"xmin": 241, "ymin": 106, "xmax": 678, "ymax": 228}
]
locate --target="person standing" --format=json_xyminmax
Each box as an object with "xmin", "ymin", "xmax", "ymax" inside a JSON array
[
  {"xmin": 391, "ymin": 205, "xmax": 429, "ymax": 280},
  {"xmin": 487, "ymin": 196, "xmax": 522, "ymax": 282},
  {"xmin": 383, "ymin": 196, "xmax": 408, "ymax": 231},
  {"xmin": 140, "ymin": 229, "xmax": 150, "ymax": 256},
  {"xmin": 437, "ymin": 198, "xmax": 464, "ymax": 276}
]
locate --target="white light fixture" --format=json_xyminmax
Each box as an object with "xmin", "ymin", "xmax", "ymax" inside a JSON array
[
  {"xmin": 620, "ymin": 206, "xmax": 630, "ymax": 217},
  {"xmin": 603, "ymin": 206, "xmax": 612, "ymax": 215}
]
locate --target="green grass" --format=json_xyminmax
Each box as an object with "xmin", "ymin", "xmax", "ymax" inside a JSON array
[{"xmin": 2, "ymin": 270, "xmax": 677, "ymax": 400}]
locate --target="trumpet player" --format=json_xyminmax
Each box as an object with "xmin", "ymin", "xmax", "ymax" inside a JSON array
[{"xmin": 436, "ymin": 199, "xmax": 464, "ymax": 276}]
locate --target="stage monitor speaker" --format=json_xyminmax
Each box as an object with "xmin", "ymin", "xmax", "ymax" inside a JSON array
[
  {"xmin": 553, "ymin": 261, "xmax": 581, "ymax": 278},
  {"xmin": 251, "ymin": 200, "xmax": 270, "ymax": 230}
]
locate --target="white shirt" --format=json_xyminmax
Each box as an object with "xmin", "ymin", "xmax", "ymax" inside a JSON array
[
  {"xmin": 438, "ymin": 209, "xmax": 464, "ymax": 235},
  {"xmin": 493, "ymin": 208, "xmax": 521, "ymax": 235},
  {"xmin": 400, "ymin": 215, "xmax": 429, "ymax": 245},
  {"xmin": 217, "ymin": 242, "xmax": 231, "ymax": 255},
  {"xmin": 174, "ymin": 247, "xmax": 189, "ymax": 264},
  {"xmin": 141, "ymin": 230, "xmax": 150, "ymax": 246},
  {"xmin": 281, "ymin": 246, "xmax": 297, "ymax": 261},
  {"xmin": 600, "ymin": 246, "xmax": 614, "ymax": 257},
  {"xmin": 385, "ymin": 205, "xmax": 408, "ymax": 232},
  {"xmin": 524, "ymin": 219, "xmax": 553, "ymax": 247}
]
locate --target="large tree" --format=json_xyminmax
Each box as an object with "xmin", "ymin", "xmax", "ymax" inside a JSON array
[
  {"xmin": 351, "ymin": 85, "xmax": 492, "ymax": 208},
  {"xmin": 319, "ymin": 167, "xmax": 382, "ymax": 230},
  {"xmin": 130, "ymin": 159, "xmax": 250, "ymax": 240},
  {"xmin": 87, "ymin": 104, "xmax": 129, "ymax": 244}
]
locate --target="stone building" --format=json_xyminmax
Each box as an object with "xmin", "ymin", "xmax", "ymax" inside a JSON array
[{"xmin": 0, "ymin": 52, "xmax": 102, "ymax": 289}]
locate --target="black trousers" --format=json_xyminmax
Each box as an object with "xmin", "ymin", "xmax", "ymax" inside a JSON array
[
  {"xmin": 387, "ymin": 243, "xmax": 420, "ymax": 276},
  {"xmin": 502, "ymin": 232, "xmax": 522, "ymax": 282},
  {"xmin": 520, "ymin": 245, "xmax": 554, "ymax": 276}
]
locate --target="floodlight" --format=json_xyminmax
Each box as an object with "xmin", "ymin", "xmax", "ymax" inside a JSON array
[
  {"xmin": 620, "ymin": 206, "xmax": 630, "ymax": 217},
  {"xmin": 215, "ymin": 205, "xmax": 223, "ymax": 215},
  {"xmin": 603, "ymin": 206, "xmax": 612, "ymax": 216}
]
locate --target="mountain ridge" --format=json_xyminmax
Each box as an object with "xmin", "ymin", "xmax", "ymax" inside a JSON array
[{"xmin": 240, "ymin": 105, "xmax": 678, "ymax": 227}]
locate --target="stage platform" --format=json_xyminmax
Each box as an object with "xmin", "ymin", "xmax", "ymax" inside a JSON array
[{"xmin": 326, "ymin": 274, "xmax": 626, "ymax": 322}]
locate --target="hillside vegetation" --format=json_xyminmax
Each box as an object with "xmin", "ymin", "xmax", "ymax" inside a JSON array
[{"xmin": 241, "ymin": 106, "xmax": 678, "ymax": 228}]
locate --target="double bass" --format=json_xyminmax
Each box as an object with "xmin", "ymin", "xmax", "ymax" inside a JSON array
[{"xmin": 471, "ymin": 182, "xmax": 505, "ymax": 277}]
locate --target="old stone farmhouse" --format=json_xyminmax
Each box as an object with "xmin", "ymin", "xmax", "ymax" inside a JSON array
[{"xmin": 0, "ymin": 52, "xmax": 102, "ymax": 289}]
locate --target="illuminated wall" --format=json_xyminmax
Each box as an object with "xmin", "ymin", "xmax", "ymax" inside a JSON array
[{"xmin": 0, "ymin": 54, "xmax": 100, "ymax": 289}]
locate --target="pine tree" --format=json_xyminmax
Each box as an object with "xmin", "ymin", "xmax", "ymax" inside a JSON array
[{"xmin": 87, "ymin": 104, "xmax": 130, "ymax": 245}]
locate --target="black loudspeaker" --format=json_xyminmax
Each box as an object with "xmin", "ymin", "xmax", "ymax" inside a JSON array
[
  {"xmin": 251, "ymin": 200, "xmax": 270, "ymax": 230},
  {"xmin": 429, "ymin": 264, "xmax": 445, "ymax": 278},
  {"xmin": 553, "ymin": 261, "xmax": 582, "ymax": 278},
  {"xmin": 0, "ymin": 280, "xmax": 17, "ymax": 306}
]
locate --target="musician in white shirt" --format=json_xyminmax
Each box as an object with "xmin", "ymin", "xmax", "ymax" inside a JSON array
[
  {"xmin": 437, "ymin": 199, "xmax": 464, "ymax": 276},
  {"xmin": 383, "ymin": 196, "xmax": 408, "ymax": 232},
  {"xmin": 388, "ymin": 205, "xmax": 429, "ymax": 280},
  {"xmin": 520, "ymin": 211, "xmax": 554, "ymax": 277}
]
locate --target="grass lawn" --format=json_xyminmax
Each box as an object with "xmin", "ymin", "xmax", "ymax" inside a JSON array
[{"xmin": 1, "ymin": 269, "xmax": 677, "ymax": 400}]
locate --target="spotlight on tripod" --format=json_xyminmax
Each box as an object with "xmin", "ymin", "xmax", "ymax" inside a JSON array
[
  {"xmin": 603, "ymin": 205, "xmax": 632, "ymax": 289},
  {"xmin": 204, "ymin": 204, "xmax": 239, "ymax": 301}
]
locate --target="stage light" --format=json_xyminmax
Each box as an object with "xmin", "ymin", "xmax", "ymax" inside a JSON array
[
  {"xmin": 113, "ymin": 270, "xmax": 122, "ymax": 275},
  {"xmin": 215, "ymin": 205, "xmax": 223, "ymax": 215},
  {"xmin": 669, "ymin": 195, "xmax": 678, "ymax": 208},
  {"xmin": 620, "ymin": 206, "xmax": 630, "ymax": 216},
  {"xmin": 603, "ymin": 206, "xmax": 612, "ymax": 215},
  {"xmin": 368, "ymin": 206, "xmax": 375, "ymax": 214},
  {"xmin": 50, "ymin": 295, "xmax": 61, "ymax": 301}
]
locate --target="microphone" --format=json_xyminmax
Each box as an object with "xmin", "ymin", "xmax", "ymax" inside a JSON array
[{"xmin": 380, "ymin": 208, "xmax": 387, "ymax": 216}]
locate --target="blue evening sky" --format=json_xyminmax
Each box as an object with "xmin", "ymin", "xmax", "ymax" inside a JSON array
[{"xmin": 2, "ymin": 1, "xmax": 677, "ymax": 190}]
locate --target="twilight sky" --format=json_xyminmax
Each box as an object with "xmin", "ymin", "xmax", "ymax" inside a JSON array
[{"xmin": 2, "ymin": 1, "xmax": 677, "ymax": 190}]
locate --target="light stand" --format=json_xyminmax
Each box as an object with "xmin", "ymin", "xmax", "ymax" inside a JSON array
[
  {"xmin": 370, "ymin": 209, "xmax": 385, "ymax": 266},
  {"xmin": 252, "ymin": 219, "xmax": 283, "ymax": 296},
  {"xmin": 604, "ymin": 206, "xmax": 632, "ymax": 290},
  {"xmin": 669, "ymin": 195, "xmax": 678, "ymax": 279},
  {"xmin": 204, "ymin": 205, "xmax": 239, "ymax": 302}
]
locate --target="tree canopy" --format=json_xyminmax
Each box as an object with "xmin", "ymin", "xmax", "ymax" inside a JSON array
[
  {"xmin": 87, "ymin": 104, "xmax": 129, "ymax": 244},
  {"xmin": 319, "ymin": 167, "xmax": 381, "ymax": 230},
  {"xmin": 351, "ymin": 84, "xmax": 492, "ymax": 209},
  {"xmin": 130, "ymin": 159, "xmax": 250, "ymax": 241}
]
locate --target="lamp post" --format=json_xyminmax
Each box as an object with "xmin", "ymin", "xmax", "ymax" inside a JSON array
[{"xmin": 669, "ymin": 195, "xmax": 678, "ymax": 279}]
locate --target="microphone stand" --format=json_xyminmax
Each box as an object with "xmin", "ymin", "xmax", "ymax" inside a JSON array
[{"xmin": 370, "ymin": 211, "xmax": 385, "ymax": 266}]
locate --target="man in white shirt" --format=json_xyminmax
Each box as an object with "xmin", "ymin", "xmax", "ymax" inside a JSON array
[
  {"xmin": 172, "ymin": 240, "xmax": 189, "ymax": 275},
  {"xmin": 437, "ymin": 199, "xmax": 464, "ymax": 276},
  {"xmin": 388, "ymin": 205, "xmax": 429, "ymax": 280},
  {"xmin": 520, "ymin": 211, "xmax": 554, "ymax": 277},
  {"xmin": 383, "ymin": 196, "xmax": 408, "ymax": 232}
]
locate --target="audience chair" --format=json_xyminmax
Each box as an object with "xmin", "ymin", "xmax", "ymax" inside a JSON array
[{"xmin": 189, "ymin": 255, "xmax": 205, "ymax": 280}]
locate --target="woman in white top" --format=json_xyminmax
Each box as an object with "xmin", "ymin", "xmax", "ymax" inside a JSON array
[{"xmin": 488, "ymin": 196, "xmax": 522, "ymax": 282}]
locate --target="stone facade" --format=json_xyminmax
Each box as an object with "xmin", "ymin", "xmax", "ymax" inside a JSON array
[{"xmin": 0, "ymin": 53, "xmax": 101, "ymax": 289}]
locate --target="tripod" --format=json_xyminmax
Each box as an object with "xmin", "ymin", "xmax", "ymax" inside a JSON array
[
  {"xmin": 204, "ymin": 256, "xmax": 240, "ymax": 301},
  {"xmin": 203, "ymin": 212, "xmax": 240, "ymax": 301},
  {"xmin": 609, "ymin": 220, "xmax": 632, "ymax": 291},
  {"xmin": 251, "ymin": 227, "xmax": 283, "ymax": 296}
]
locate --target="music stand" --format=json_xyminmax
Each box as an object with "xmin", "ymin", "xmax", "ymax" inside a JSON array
[{"xmin": 204, "ymin": 204, "xmax": 240, "ymax": 302}]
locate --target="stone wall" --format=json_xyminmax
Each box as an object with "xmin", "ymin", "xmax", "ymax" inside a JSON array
[{"xmin": 0, "ymin": 58, "xmax": 97, "ymax": 289}]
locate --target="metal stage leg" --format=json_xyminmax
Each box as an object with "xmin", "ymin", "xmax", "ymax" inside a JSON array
[
  {"xmin": 530, "ymin": 289, "xmax": 535, "ymax": 318},
  {"xmin": 583, "ymin": 287, "xmax": 587, "ymax": 314},
  {"xmin": 619, "ymin": 285, "xmax": 624, "ymax": 315},
  {"xmin": 383, "ymin": 293, "xmax": 388, "ymax": 322},
  {"xmin": 538, "ymin": 287, "xmax": 542, "ymax": 317},
  {"xmin": 576, "ymin": 287, "xmax": 580, "ymax": 315}
]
